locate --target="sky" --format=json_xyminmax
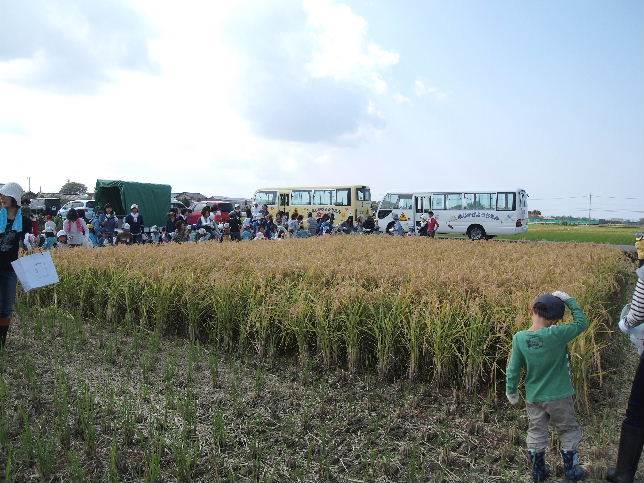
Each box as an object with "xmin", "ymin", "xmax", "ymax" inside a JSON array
[{"xmin": 0, "ymin": 0, "xmax": 642, "ymax": 220}]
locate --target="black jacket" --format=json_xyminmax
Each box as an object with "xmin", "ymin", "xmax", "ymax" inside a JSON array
[{"xmin": 0, "ymin": 216, "xmax": 32, "ymax": 272}]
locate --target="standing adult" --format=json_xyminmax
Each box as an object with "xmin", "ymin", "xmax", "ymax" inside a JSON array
[
  {"xmin": 99, "ymin": 204, "xmax": 118, "ymax": 245},
  {"xmin": 307, "ymin": 213, "xmax": 319, "ymax": 236},
  {"xmin": 229, "ymin": 204, "xmax": 242, "ymax": 242},
  {"xmin": 607, "ymin": 265, "xmax": 644, "ymax": 482},
  {"xmin": 0, "ymin": 182, "xmax": 32, "ymax": 347},
  {"xmin": 165, "ymin": 211, "xmax": 177, "ymax": 242},
  {"xmin": 125, "ymin": 204, "xmax": 144, "ymax": 244}
]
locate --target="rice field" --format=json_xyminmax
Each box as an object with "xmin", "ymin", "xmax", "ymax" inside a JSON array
[{"xmin": 29, "ymin": 237, "xmax": 632, "ymax": 406}]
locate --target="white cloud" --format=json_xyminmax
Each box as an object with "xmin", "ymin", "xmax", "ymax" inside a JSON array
[
  {"xmin": 0, "ymin": 0, "xmax": 155, "ymax": 93},
  {"xmin": 414, "ymin": 79, "xmax": 448, "ymax": 101},
  {"xmin": 0, "ymin": 1, "xmax": 400, "ymax": 195},
  {"xmin": 229, "ymin": 0, "xmax": 399, "ymax": 144},
  {"xmin": 303, "ymin": 0, "xmax": 399, "ymax": 94},
  {"xmin": 393, "ymin": 92, "xmax": 411, "ymax": 105}
]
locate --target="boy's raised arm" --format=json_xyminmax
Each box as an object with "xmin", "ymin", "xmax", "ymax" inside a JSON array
[
  {"xmin": 505, "ymin": 334, "xmax": 524, "ymax": 401},
  {"xmin": 551, "ymin": 291, "xmax": 589, "ymax": 343}
]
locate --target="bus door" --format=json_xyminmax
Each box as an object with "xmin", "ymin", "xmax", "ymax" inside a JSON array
[
  {"xmin": 413, "ymin": 195, "xmax": 430, "ymax": 232},
  {"xmin": 279, "ymin": 193, "xmax": 290, "ymax": 216}
]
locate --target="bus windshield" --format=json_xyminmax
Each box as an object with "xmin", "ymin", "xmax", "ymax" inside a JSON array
[{"xmin": 380, "ymin": 193, "xmax": 412, "ymax": 210}]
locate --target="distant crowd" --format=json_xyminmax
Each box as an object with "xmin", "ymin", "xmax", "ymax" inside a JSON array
[{"xmin": 29, "ymin": 201, "xmax": 443, "ymax": 248}]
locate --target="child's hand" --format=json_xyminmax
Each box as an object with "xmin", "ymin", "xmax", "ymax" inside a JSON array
[
  {"xmin": 506, "ymin": 393, "xmax": 520, "ymax": 405},
  {"xmin": 552, "ymin": 291, "xmax": 571, "ymax": 301}
]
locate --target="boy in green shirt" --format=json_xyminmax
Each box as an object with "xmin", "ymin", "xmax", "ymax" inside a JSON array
[{"xmin": 506, "ymin": 291, "xmax": 589, "ymax": 482}]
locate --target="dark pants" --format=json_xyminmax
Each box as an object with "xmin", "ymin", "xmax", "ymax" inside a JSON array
[
  {"xmin": 625, "ymin": 354, "xmax": 644, "ymax": 428},
  {"xmin": 0, "ymin": 269, "xmax": 18, "ymax": 319},
  {"xmin": 132, "ymin": 234, "xmax": 143, "ymax": 244},
  {"xmin": 230, "ymin": 231, "xmax": 241, "ymax": 242}
]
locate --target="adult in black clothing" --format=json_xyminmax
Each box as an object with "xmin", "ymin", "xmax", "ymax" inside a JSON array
[
  {"xmin": 363, "ymin": 215, "xmax": 376, "ymax": 234},
  {"xmin": 229, "ymin": 204, "xmax": 243, "ymax": 241},
  {"xmin": 607, "ymin": 265, "xmax": 644, "ymax": 483}
]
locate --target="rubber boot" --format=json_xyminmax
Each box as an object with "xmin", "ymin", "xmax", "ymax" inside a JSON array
[
  {"xmin": 0, "ymin": 318, "xmax": 9, "ymax": 348},
  {"xmin": 606, "ymin": 422, "xmax": 644, "ymax": 483},
  {"xmin": 561, "ymin": 450, "xmax": 586, "ymax": 481},
  {"xmin": 529, "ymin": 450, "xmax": 551, "ymax": 482}
]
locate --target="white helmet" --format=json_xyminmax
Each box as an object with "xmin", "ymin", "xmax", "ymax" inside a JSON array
[
  {"xmin": 0, "ymin": 182, "xmax": 25, "ymax": 206},
  {"xmin": 198, "ymin": 228, "xmax": 206, "ymax": 235},
  {"xmin": 151, "ymin": 225, "xmax": 158, "ymax": 232},
  {"xmin": 57, "ymin": 230, "xmax": 67, "ymax": 238},
  {"xmin": 130, "ymin": 204, "xmax": 139, "ymax": 210},
  {"xmin": 123, "ymin": 223, "xmax": 131, "ymax": 230}
]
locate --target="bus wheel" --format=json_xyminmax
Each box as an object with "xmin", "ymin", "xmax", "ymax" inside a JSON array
[
  {"xmin": 468, "ymin": 225, "xmax": 486, "ymax": 240},
  {"xmin": 386, "ymin": 221, "xmax": 395, "ymax": 235}
]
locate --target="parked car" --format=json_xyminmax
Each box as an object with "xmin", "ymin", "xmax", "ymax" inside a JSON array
[
  {"xmin": 186, "ymin": 200, "xmax": 234, "ymax": 226},
  {"xmin": 171, "ymin": 199, "xmax": 187, "ymax": 212},
  {"xmin": 30, "ymin": 197, "xmax": 62, "ymax": 217},
  {"xmin": 58, "ymin": 199, "xmax": 96, "ymax": 220}
]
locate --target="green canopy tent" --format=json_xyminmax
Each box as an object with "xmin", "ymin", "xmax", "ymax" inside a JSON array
[{"xmin": 94, "ymin": 180, "xmax": 171, "ymax": 228}]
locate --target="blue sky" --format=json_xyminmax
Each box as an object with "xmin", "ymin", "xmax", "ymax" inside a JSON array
[{"xmin": 0, "ymin": 0, "xmax": 642, "ymax": 219}]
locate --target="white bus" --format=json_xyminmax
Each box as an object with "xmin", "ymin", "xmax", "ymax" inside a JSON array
[{"xmin": 376, "ymin": 189, "xmax": 528, "ymax": 240}]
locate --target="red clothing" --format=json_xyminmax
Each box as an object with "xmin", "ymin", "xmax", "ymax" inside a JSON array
[{"xmin": 427, "ymin": 217, "xmax": 439, "ymax": 231}]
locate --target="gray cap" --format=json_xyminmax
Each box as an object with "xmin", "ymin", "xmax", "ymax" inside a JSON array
[{"xmin": 533, "ymin": 294, "xmax": 565, "ymax": 321}]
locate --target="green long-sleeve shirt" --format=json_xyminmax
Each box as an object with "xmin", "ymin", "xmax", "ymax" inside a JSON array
[{"xmin": 505, "ymin": 298, "xmax": 589, "ymax": 403}]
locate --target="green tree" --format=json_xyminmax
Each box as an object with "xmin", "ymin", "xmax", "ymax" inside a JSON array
[{"xmin": 60, "ymin": 181, "xmax": 88, "ymax": 195}]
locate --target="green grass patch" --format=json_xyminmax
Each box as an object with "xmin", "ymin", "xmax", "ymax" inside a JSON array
[{"xmin": 500, "ymin": 224, "xmax": 642, "ymax": 245}]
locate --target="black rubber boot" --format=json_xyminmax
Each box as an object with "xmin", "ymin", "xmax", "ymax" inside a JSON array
[
  {"xmin": 561, "ymin": 450, "xmax": 586, "ymax": 481},
  {"xmin": 606, "ymin": 422, "xmax": 644, "ymax": 483},
  {"xmin": 0, "ymin": 324, "xmax": 8, "ymax": 349},
  {"xmin": 530, "ymin": 450, "xmax": 551, "ymax": 482}
]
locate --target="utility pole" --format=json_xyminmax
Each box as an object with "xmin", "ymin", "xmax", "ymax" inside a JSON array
[
  {"xmin": 588, "ymin": 193, "xmax": 592, "ymax": 225},
  {"xmin": 27, "ymin": 176, "xmax": 31, "ymax": 192}
]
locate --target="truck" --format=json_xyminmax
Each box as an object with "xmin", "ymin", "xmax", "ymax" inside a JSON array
[{"xmin": 94, "ymin": 180, "xmax": 172, "ymax": 228}]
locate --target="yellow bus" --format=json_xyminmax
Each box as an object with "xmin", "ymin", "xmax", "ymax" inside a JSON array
[{"xmin": 253, "ymin": 185, "xmax": 373, "ymax": 222}]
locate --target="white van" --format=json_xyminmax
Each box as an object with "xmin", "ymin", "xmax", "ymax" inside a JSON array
[{"xmin": 376, "ymin": 189, "xmax": 528, "ymax": 239}]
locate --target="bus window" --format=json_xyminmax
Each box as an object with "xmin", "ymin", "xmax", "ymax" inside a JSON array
[
  {"xmin": 255, "ymin": 191, "xmax": 277, "ymax": 205},
  {"xmin": 291, "ymin": 190, "xmax": 312, "ymax": 205},
  {"xmin": 357, "ymin": 187, "xmax": 371, "ymax": 202},
  {"xmin": 431, "ymin": 194, "xmax": 445, "ymax": 210},
  {"xmin": 313, "ymin": 189, "xmax": 334, "ymax": 205},
  {"xmin": 475, "ymin": 193, "xmax": 496, "ymax": 210},
  {"xmin": 464, "ymin": 194, "xmax": 476, "ymax": 210},
  {"xmin": 446, "ymin": 193, "xmax": 463, "ymax": 210},
  {"xmin": 496, "ymin": 192, "xmax": 516, "ymax": 211},
  {"xmin": 335, "ymin": 188, "xmax": 351, "ymax": 206},
  {"xmin": 415, "ymin": 195, "xmax": 430, "ymax": 213}
]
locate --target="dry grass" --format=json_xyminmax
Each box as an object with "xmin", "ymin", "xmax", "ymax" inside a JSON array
[{"xmin": 29, "ymin": 237, "xmax": 631, "ymax": 408}]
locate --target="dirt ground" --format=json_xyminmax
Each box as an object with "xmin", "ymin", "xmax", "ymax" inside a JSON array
[{"xmin": 0, "ymin": 303, "xmax": 640, "ymax": 482}]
